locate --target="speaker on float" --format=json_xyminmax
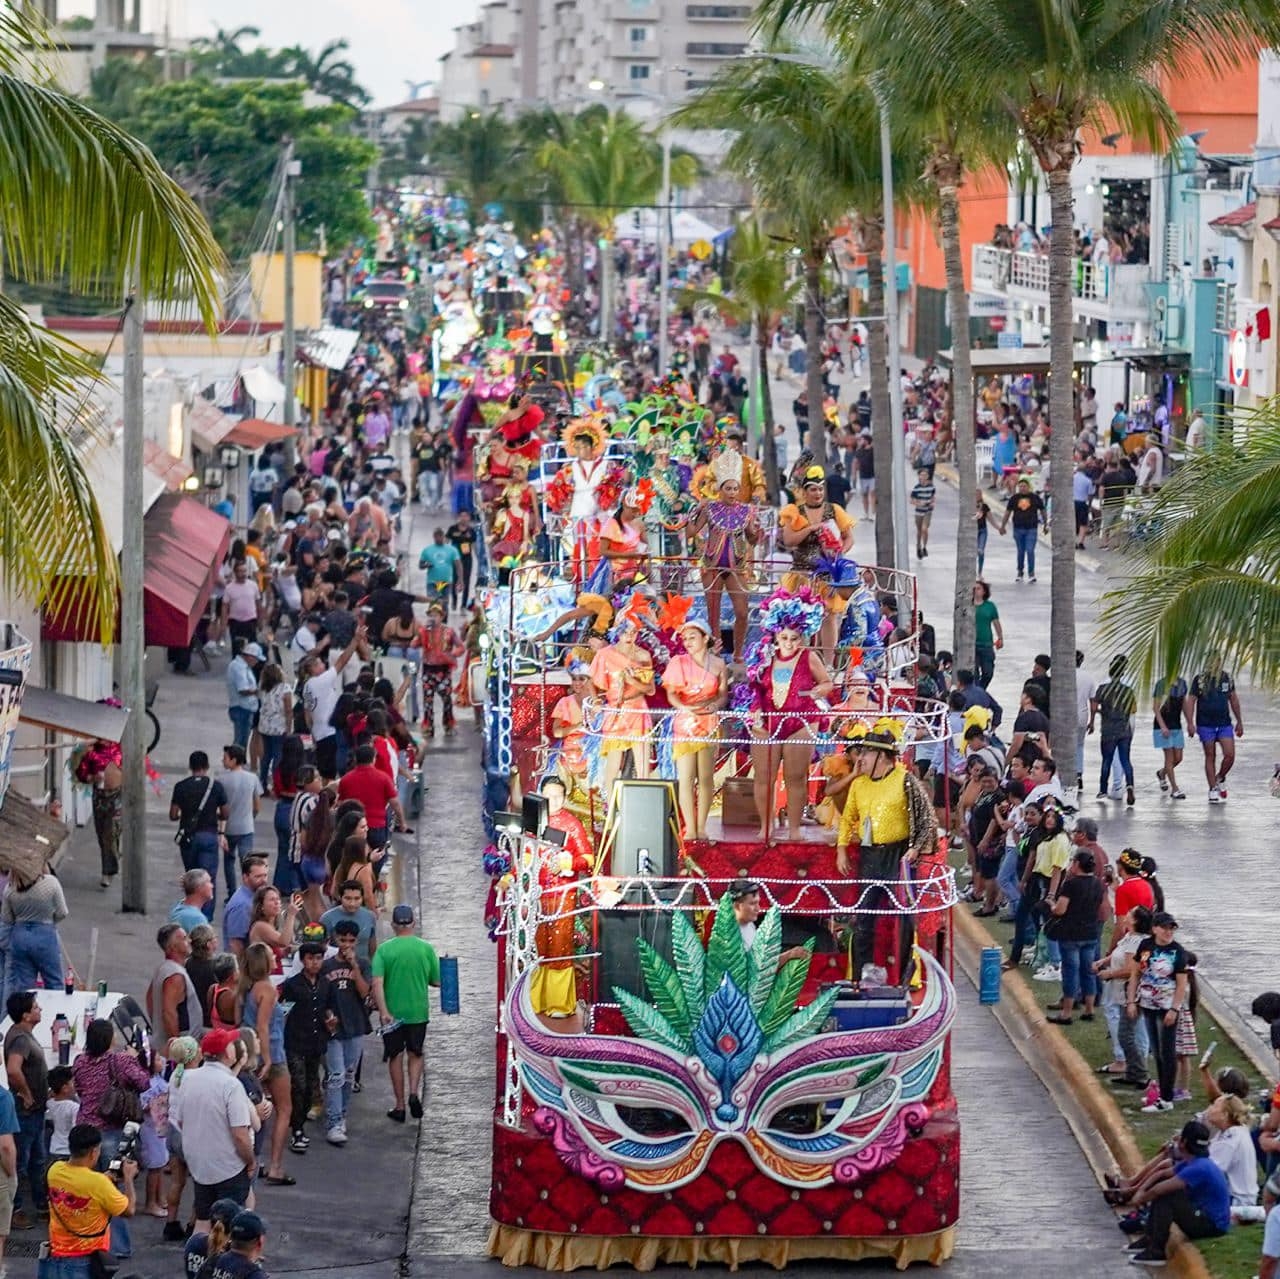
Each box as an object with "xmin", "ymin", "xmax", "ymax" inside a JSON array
[
  {"xmin": 605, "ymin": 779, "xmax": 678, "ymax": 878},
  {"xmin": 597, "ymin": 904, "xmax": 675, "ymax": 1001}
]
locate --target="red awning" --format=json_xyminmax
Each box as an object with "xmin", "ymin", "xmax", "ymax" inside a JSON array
[
  {"xmin": 42, "ymin": 494, "xmax": 230, "ymax": 648},
  {"xmin": 225, "ymin": 418, "xmax": 297, "ymax": 449}
]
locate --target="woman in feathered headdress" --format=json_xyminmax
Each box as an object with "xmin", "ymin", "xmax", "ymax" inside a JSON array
[
  {"xmin": 588, "ymin": 596, "xmax": 655, "ymax": 796},
  {"xmin": 659, "ymin": 599, "xmax": 727, "ymax": 841},
  {"xmin": 744, "ymin": 589, "xmax": 835, "ymax": 844},
  {"xmin": 543, "ymin": 414, "xmax": 625, "ymax": 582},
  {"xmin": 683, "ymin": 452, "xmax": 762, "ymax": 662},
  {"xmin": 598, "ymin": 481, "xmax": 653, "ymax": 591}
]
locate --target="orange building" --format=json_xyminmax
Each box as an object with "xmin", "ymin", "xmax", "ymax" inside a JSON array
[{"xmin": 902, "ymin": 50, "xmax": 1262, "ymax": 357}]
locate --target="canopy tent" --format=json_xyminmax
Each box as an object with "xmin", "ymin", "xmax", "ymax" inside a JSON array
[{"xmin": 613, "ymin": 209, "xmax": 725, "ymax": 248}]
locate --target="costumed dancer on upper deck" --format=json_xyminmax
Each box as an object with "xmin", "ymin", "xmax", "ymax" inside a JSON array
[
  {"xmin": 742, "ymin": 589, "xmax": 835, "ymax": 845},
  {"xmin": 659, "ymin": 598, "xmax": 727, "ymax": 842},
  {"xmin": 588, "ymin": 596, "xmax": 655, "ymax": 797},
  {"xmin": 544, "ymin": 415, "xmax": 625, "ymax": 584}
]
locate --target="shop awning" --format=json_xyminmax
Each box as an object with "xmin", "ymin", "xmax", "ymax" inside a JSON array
[
  {"xmin": 0, "ymin": 796, "xmax": 70, "ymax": 878},
  {"xmin": 225, "ymin": 418, "xmax": 298, "ymax": 450},
  {"xmin": 18, "ymin": 685, "xmax": 129, "ymax": 743},
  {"xmin": 300, "ymin": 327, "xmax": 360, "ymax": 371},
  {"xmin": 141, "ymin": 493, "xmax": 233, "ymax": 648},
  {"xmin": 190, "ymin": 398, "xmax": 237, "ymax": 452},
  {"xmin": 242, "ymin": 365, "xmax": 287, "ymax": 408},
  {"xmin": 42, "ymin": 494, "xmax": 231, "ymax": 648},
  {"xmin": 143, "ymin": 439, "xmax": 194, "ymax": 491},
  {"xmin": 937, "ymin": 345, "xmax": 1099, "ymax": 377},
  {"xmin": 82, "ymin": 436, "xmax": 167, "ymax": 554}
]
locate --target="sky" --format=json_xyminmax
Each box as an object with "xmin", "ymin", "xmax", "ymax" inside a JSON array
[{"xmin": 59, "ymin": 0, "xmax": 480, "ymax": 107}]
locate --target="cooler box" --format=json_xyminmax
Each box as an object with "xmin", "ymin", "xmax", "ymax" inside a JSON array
[{"xmin": 823, "ymin": 983, "xmax": 911, "ymax": 1031}]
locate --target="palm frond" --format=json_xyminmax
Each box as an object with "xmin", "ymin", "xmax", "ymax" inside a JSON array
[{"xmin": 0, "ymin": 74, "xmax": 225, "ymax": 324}]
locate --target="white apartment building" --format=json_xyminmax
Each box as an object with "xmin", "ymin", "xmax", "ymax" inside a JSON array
[{"xmin": 439, "ymin": 0, "xmax": 753, "ymax": 119}]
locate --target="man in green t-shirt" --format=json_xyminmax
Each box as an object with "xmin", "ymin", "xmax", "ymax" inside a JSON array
[
  {"xmin": 372, "ymin": 904, "xmax": 440, "ymax": 1124},
  {"xmin": 972, "ymin": 580, "xmax": 1003, "ymax": 689}
]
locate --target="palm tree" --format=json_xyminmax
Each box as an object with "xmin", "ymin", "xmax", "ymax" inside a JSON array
[
  {"xmin": 817, "ymin": 0, "xmax": 1280, "ymax": 766},
  {"xmin": 1098, "ymin": 407, "xmax": 1280, "ymax": 690},
  {"xmin": 284, "ymin": 39, "xmax": 370, "ymax": 107},
  {"xmin": 672, "ymin": 51, "xmax": 923, "ymax": 562},
  {"xmin": 681, "ymin": 217, "xmax": 802, "ymax": 499},
  {"xmin": 428, "ymin": 109, "xmax": 515, "ymax": 219},
  {"xmin": 1, "ymin": 5, "xmax": 224, "ymax": 641},
  {"xmin": 537, "ymin": 109, "xmax": 696, "ymax": 348},
  {"xmin": 188, "ymin": 24, "xmax": 261, "ymax": 72}
]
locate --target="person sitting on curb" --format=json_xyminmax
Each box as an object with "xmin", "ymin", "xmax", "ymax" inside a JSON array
[{"xmin": 1121, "ymin": 1120, "xmax": 1231, "ymax": 1267}]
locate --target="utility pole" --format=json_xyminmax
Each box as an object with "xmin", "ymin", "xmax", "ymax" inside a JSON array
[
  {"xmin": 876, "ymin": 81, "xmax": 911, "ymax": 582},
  {"xmin": 120, "ymin": 274, "xmax": 146, "ymax": 913},
  {"xmin": 282, "ymin": 139, "xmax": 300, "ymax": 432},
  {"xmin": 656, "ymin": 123, "xmax": 672, "ymax": 376}
]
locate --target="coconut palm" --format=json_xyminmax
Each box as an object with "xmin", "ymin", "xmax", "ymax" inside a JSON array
[
  {"xmin": 283, "ymin": 39, "xmax": 369, "ymax": 107},
  {"xmin": 537, "ymin": 109, "xmax": 697, "ymax": 348},
  {"xmin": 0, "ymin": 5, "xmax": 224, "ymax": 641},
  {"xmin": 1098, "ymin": 406, "xmax": 1280, "ymax": 689},
  {"xmin": 428, "ymin": 109, "xmax": 515, "ymax": 216},
  {"xmin": 680, "ymin": 217, "xmax": 802, "ymax": 500},
  {"xmin": 807, "ymin": 0, "xmax": 1280, "ymax": 765},
  {"xmin": 672, "ymin": 51, "xmax": 924, "ymax": 563}
]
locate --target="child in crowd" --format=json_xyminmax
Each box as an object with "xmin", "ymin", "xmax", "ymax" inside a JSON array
[
  {"xmin": 139, "ymin": 1056, "xmax": 172, "ymax": 1216},
  {"xmin": 1173, "ymin": 954, "xmax": 1200, "ymax": 1103},
  {"xmin": 45, "ymin": 1066, "xmax": 78, "ymax": 1161}
]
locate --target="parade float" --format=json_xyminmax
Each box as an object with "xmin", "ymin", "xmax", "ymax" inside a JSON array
[{"xmin": 475, "ymin": 469, "xmax": 962, "ymax": 1267}]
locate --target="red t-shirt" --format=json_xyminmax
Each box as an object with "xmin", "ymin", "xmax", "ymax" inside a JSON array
[
  {"xmin": 1114, "ymin": 876, "xmax": 1155, "ymax": 917},
  {"xmin": 336, "ymin": 764, "xmax": 397, "ymax": 830}
]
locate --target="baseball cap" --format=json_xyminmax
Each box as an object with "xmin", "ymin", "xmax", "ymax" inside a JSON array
[
  {"xmin": 209, "ymin": 1199, "xmax": 241, "ymax": 1229},
  {"xmin": 391, "ymin": 904, "xmax": 415, "ymax": 925},
  {"xmin": 240, "ymin": 642, "xmax": 266, "ymax": 661},
  {"xmin": 1179, "ymin": 1120, "xmax": 1210, "ymax": 1158},
  {"xmin": 229, "ymin": 1211, "xmax": 266, "ymax": 1243},
  {"xmin": 1151, "ymin": 911, "xmax": 1179, "ymax": 930},
  {"xmin": 200, "ymin": 1027, "xmax": 240, "ymax": 1059},
  {"xmin": 728, "ymin": 878, "xmax": 760, "ymax": 902}
]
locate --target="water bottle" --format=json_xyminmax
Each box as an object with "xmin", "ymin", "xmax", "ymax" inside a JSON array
[
  {"xmin": 979, "ymin": 947, "xmax": 1003, "ymax": 1005},
  {"xmin": 440, "ymin": 955, "xmax": 460, "ymax": 1015},
  {"xmin": 51, "ymin": 1013, "xmax": 70, "ymax": 1059},
  {"xmin": 63, "ymin": 970, "xmax": 75, "ymax": 996}
]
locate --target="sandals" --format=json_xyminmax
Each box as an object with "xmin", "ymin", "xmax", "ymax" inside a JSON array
[
  {"xmin": 1045, "ymin": 1015, "xmax": 1074, "ymax": 1025},
  {"xmin": 261, "ymin": 1173, "xmax": 296, "ymax": 1186}
]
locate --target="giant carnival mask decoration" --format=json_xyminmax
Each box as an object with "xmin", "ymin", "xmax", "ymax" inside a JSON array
[{"xmin": 507, "ymin": 893, "xmax": 954, "ymax": 1192}]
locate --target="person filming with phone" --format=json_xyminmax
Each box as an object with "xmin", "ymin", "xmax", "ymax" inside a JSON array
[{"xmin": 42, "ymin": 1122, "xmax": 136, "ymax": 1279}]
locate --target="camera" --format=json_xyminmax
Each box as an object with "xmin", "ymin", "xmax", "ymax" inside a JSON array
[{"xmin": 108, "ymin": 1121, "xmax": 142, "ymax": 1175}]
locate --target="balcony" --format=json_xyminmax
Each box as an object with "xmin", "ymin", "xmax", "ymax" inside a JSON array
[
  {"xmin": 971, "ymin": 244, "xmax": 1152, "ymax": 322},
  {"xmin": 684, "ymin": 40, "xmax": 749, "ymax": 57},
  {"xmin": 685, "ymin": 3, "xmax": 753, "ymax": 18},
  {"xmin": 610, "ymin": 0, "xmax": 658, "ymax": 18},
  {"xmin": 611, "ymin": 38, "xmax": 659, "ymax": 58}
]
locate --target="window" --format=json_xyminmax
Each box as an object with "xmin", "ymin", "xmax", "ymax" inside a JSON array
[
  {"xmin": 629, "ymin": 64, "xmax": 651, "ymax": 80},
  {"xmin": 685, "ymin": 41, "xmax": 748, "ymax": 56},
  {"xmin": 629, "ymin": 25, "xmax": 648, "ymax": 42},
  {"xmin": 686, "ymin": 4, "xmax": 752, "ymax": 16}
]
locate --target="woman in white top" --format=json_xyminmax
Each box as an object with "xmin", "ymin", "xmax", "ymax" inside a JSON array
[
  {"xmin": 256, "ymin": 664, "xmax": 293, "ymax": 795},
  {"xmin": 1204, "ymin": 1094, "xmax": 1258, "ymax": 1206}
]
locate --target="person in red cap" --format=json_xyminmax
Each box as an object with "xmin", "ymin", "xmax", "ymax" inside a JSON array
[{"xmin": 171, "ymin": 1028, "xmax": 256, "ymax": 1231}]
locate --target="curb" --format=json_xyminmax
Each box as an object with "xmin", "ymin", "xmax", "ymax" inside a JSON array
[
  {"xmin": 933, "ymin": 460, "xmax": 1103, "ymax": 575},
  {"xmin": 951, "ymin": 907, "xmax": 1212, "ymax": 1279},
  {"xmin": 1197, "ymin": 976, "xmax": 1279, "ymax": 1087}
]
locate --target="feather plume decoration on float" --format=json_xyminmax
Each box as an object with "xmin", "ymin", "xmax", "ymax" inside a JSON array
[
  {"xmin": 622, "ymin": 477, "xmax": 655, "ymax": 514},
  {"xmin": 757, "ymin": 587, "xmax": 826, "ymax": 638}
]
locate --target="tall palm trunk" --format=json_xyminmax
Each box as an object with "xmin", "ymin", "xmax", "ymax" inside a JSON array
[
  {"xmin": 1045, "ymin": 163, "xmax": 1078, "ymax": 772},
  {"xmin": 863, "ymin": 221, "xmax": 894, "ymax": 569},
  {"xmin": 803, "ymin": 249, "xmax": 828, "ymax": 470},
  {"xmin": 757, "ymin": 319, "xmax": 779, "ymax": 501},
  {"xmin": 936, "ymin": 158, "xmax": 977, "ymax": 664},
  {"xmin": 599, "ymin": 233, "xmax": 614, "ymax": 345}
]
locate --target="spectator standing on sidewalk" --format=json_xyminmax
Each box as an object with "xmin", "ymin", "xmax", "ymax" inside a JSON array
[
  {"xmin": 221, "ymin": 561, "xmax": 264, "ymax": 654},
  {"xmin": 45, "ymin": 1124, "xmax": 137, "ymax": 1278},
  {"xmin": 218, "ymin": 747, "xmax": 262, "ymax": 899},
  {"xmin": 171, "ymin": 1029, "xmax": 256, "ymax": 1231},
  {"xmin": 1152, "ymin": 675, "xmax": 1191, "ymax": 801},
  {"xmin": 2, "ymin": 868, "xmax": 68, "ymax": 1002},
  {"xmin": 0, "ymin": 1077, "xmax": 18, "ymax": 1269},
  {"xmin": 372, "ymin": 905, "xmax": 440, "ymax": 1126},
  {"xmin": 4, "ymin": 993, "xmax": 48, "ymax": 1229},
  {"xmin": 1044, "ymin": 849, "xmax": 1103, "ymax": 1025},
  {"xmin": 910, "ymin": 468, "xmax": 936, "ymax": 560},
  {"xmin": 998, "ymin": 477, "xmax": 1048, "ymax": 583},
  {"xmin": 971, "ymin": 581, "xmax": 1002, "ymax": 689},
  {"xmin": 1185, "ymin": 657, "xmax": 1243, "ymax": 804},
  {"xmin": 1090, "ymin": 655, "xmax": 1137, "ymax": 806},
  {"xmin": 147, "ymin": 925, "xmax": 205, "ymax": 1050},
  {"xmin": 1128, "ymin": 911, "xmax": 1190, "ymax": 1114},
  {"xmin": 322, "ymin": 920, "xmax": 372, "ymax": 1146},
  {"xmin": 225, "ymin": 644, "xmax": 264, "ymax": 752},
  {"xmin": 281, "ymin": 942, "xmax": 328, "ymax": 1155},
  {"xmin": 301, "ymin": 628, "xmax": 366, "ymax": 781},
  {"xmin": 170, "ymin": 754, "xmax": 228, "ymax": 919},
  {"xmin": 224, "ymin": 857, "xmax": 270, "ymax": 958}
]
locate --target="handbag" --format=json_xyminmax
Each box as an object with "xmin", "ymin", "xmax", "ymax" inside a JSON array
[
  {"xmin": 174, "ymin": 777, "xmax": 214, "ymax": 848},
  {"xmin": 98, "ymin": 1055, "xmax": 144, "ymax": 1127}
]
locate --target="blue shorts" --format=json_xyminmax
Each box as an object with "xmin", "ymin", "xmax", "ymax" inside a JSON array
[
  {"xmin": 1196, "ymin": 724, "xmax": 1234, "ymax": 744},
  {"xmin": 1153, "ymin": 729, "xmax": 1185, "ymax": 750}
]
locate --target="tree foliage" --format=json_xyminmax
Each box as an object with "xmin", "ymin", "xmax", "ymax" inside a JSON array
[{"xmin": 111, "ymin": 78, "xmax": 376, "ymax": 254}]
